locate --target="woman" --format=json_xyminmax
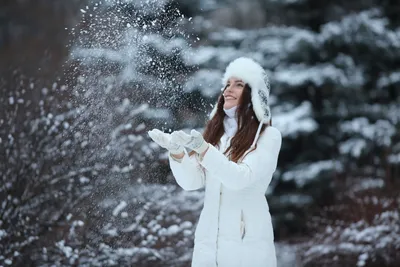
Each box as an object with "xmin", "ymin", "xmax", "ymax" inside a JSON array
[{"xmin": 148, "ymin": 57, "xmax": 282, "ymax": 267}]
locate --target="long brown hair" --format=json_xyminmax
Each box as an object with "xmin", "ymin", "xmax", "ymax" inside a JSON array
[{"xmin": 201, "ymin": 84, "xmax": 269, "ymax": 162}]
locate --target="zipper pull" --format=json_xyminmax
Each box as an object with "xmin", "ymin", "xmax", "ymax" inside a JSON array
[{"xmin": 240, "ymin": 210, "xmax": 246, "ymax": 239}]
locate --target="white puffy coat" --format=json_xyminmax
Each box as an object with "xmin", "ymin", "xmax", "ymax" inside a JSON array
[{"xmin": 168, "ymin": 126, "xmax": 282, "ymax": 267}]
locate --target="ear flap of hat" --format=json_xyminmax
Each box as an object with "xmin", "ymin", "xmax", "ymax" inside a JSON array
[{"xmin": 251, "ymin": 81, "xmax": 271, "ymax": 124}]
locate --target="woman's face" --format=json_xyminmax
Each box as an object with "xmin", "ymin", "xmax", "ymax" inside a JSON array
[{"xmin": 223, "ymin": 77, "xmax": 245, "ymax": 109}]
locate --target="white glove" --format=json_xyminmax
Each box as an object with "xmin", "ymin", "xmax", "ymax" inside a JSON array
[
  {"xmin": 148, "ymin": 129, "xmax": 184, "ymax": 155},
  {"xmin": 171, "ymin": 129, "xmax": 209, "ymax": 154}
]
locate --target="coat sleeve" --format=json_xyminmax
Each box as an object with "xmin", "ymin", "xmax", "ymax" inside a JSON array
[
  {"xmin": 168, "ymin": 151, "xmax": 206, "ymax": 191},
  {"xmin": 199, "ymin": 127, "xmax": 282, "ymax": 191}
]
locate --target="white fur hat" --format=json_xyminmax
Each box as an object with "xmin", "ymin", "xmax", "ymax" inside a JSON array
[{"xmin": 209, "ymin": 57, "xmax": 271, "ymax": 124}]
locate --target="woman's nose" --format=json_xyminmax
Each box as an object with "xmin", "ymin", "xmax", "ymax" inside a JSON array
[{"xmin": 224, "ymin": 85, "xmax": 233, "ymax": 94}]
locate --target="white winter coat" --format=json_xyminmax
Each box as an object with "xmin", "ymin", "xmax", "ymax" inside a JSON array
[{"xmin": 168, "ymin": 126, "xmax": 282, "ymax": 267}]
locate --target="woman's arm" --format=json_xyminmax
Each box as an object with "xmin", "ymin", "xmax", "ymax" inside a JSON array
[
  {"xmin": 168, "ymin": 151, "xmax": 205, "ymax": 191},
  {"xmin": 199, "ymin": 127, "xmax": 281, "ymax": 190}
]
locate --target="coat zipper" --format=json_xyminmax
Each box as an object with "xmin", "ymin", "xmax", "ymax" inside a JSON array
[{"xmin": 215, "ymin": 136, "xmax": 231, "ymax": 266}]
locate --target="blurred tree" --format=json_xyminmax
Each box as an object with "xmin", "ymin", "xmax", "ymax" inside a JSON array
[{"xmin": 0, "ymin": 0, "xmax": 199, "ymax": 265}]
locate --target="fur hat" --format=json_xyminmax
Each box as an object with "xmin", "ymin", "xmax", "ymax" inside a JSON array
[{"xmin": 209, "ymin": 57, "xmax": 271, "ymax": 124}]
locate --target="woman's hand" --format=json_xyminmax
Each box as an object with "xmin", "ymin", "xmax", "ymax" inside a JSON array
[
  {"xmin": 171, "ymin": 129, "xmax": 209, "ymax": 155},
  {"xmin": 148, "ymin": 129, "xmax": 184, "ymax": 156}
]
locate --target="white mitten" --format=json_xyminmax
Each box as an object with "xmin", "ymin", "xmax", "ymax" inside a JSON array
[
  {"xmin": 148, "ymin": 129, "xmax": 184, "ymax": 155},
  {"xmin": 171, "ymin": 129, "xmax": 209, "ymax": 154}
]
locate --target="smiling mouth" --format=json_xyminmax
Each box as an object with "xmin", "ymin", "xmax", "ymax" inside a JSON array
[{"xmin": 225, "ymin": 96, "xmax": 236, "ymax": 100}]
